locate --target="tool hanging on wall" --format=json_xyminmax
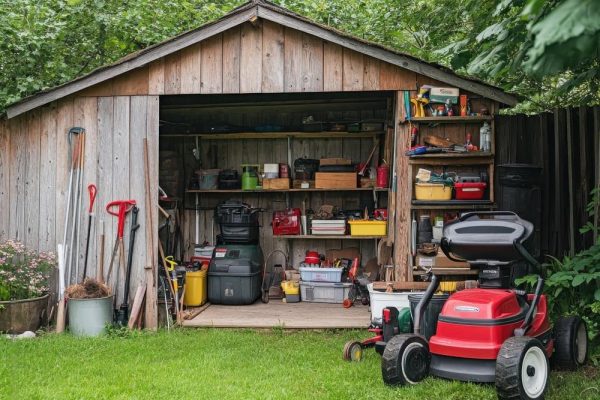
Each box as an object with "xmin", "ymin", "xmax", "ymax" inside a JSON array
[
  {"xmin": 97, "ymin": 220, "xmax": 105, "ymax": 283},
  {"xmin": 82, "ymin": 184, "xmax": 97, "ymax": 280},
  {"xmin": 71, "ymin": 130, "xmax": 86, "ymax": 283},
  {"xmin": 116, "ymin": 206, "xmax": 140, "ymax": 326},
  {"xmin": 105, "ymin": 199, "xmax": 136, "ymax": 308}
]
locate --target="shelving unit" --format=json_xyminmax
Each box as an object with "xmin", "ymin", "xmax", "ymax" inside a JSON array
[
  {"xmin": 273, "ymin": 235, "xmax": 386, "ymax": 240},
  {"xmin": 187, "ymin": 188, "xmax": 388, "ymax": 194},
  {"xmin": 165, "ymin": 131, "xmax": 384, "ymax": 140},
  {"xmin": 405, "ymin": 105, "xmax": 497, "ymax": 279}
]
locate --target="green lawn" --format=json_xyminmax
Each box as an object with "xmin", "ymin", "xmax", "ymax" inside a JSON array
[{"xmin": 1, "ymin": 329, "xmax": 598, "ymax": 400}]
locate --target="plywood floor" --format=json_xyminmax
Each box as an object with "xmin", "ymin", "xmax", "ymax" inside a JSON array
[{"xmin": 183, "ymin": 301, "xmax": 371, "ymax": 329}]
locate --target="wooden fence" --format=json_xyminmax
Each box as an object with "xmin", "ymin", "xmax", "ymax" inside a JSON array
[{"xmin": 495, "ymin": 106, "xmax": 600, "ymax": 259}]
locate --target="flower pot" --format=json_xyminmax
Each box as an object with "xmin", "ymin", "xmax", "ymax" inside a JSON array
[
  {"xmin": 0, "ymin": 294, "xmax": 49, "ymax": 334},
  {"xmin": 67, "ymin": 295, "xmax": 114, "ymax": 337}
]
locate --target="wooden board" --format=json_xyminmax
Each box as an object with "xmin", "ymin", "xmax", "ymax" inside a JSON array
[
  {"xmin": 363, "ymin": 57, "xmax": 380, "ymax": 90},
  {"xmin": 301, "ymin": 33, "xmax": 323, "ymax": 92},
  {"xmin": 24, "ymin": 110, "xmax": 41, "ymax": 249},
  {"xmin": 183, "ymin": 302, "xmax": 370, "ymax": 329},
  {"xmin": 97, "ymin": 97, "xmax": 115, "ymax": 281},
  {"xmin": 179, "ymin": 43, "xmax": 202, "ymax": 94},
  {"xmin": 163, "ymin": 53, "xmax": 181, "ymax": 95},
  {"xmin": 222, "ymin": 26, "xmax": 241, "ymax": 94},
  {"xmin": 0, "ymin": 120, "xmax": 10, "ymax": 240},
  {"xmin": 240, "ymin": 23, "xmax": 262, "ymax": 93},
  {"xmin": 342, "ymin": 49, "xmax": 363, "ymax": 91},
  {"xmin": 37, "ymin": 104, "xmax": 57, "ymax": 251},
  {"xmin": 323, "ymin": 42, "xmax": 343, "ymax": 91},
  {"xmin": 283, "ymin": 28, "xmax": 303, "ymax": 92},
  {"xmin": 148, "ymin": 59, "xmax": 165, "ymax": 95},
  {"xmin": 261, "ymin": 21, "xmax": 284, "ymax": 93},
  {"xmin": 201, "ymin": 34, "xmax": 223, "ymax": 94},
  {"xmin": 314, "ymin": 172, "xmax": 357, "ymax": 189}
]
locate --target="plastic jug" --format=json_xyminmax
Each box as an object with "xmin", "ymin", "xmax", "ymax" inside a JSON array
[{"xmin": 241, "ymin": 164, "xmax": 259, "ymax": 190}]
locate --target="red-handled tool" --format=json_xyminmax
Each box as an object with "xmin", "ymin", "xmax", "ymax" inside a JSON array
[
  {"xmin": 105, "ymin": 199, "xmax": 136, "ymax": 306},
  {"xmin": 82, "ymin": 184, "xmax": 97, "ymax": 280}
]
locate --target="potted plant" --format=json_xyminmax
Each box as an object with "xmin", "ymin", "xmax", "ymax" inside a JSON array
[{"xmin": 0, "ymin": 240, "xmax": 55, "ymax": 333}]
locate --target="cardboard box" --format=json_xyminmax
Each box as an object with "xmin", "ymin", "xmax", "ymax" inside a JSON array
[
  {"xmin": 263, "ymin": 178, "xmax": 290, "ymax": 190},
  {"xmin": 430, "ymin": 87, "xmax": 459, "ymax": 104},
  {"xmin": 320, "ymin": 158, "xmax": 352, "ymax": 166},
  {"xmin": 315, "ymin": 172, "xmax": 357, "ymax": 189},
  {"xmin": 326, "ymin": 247, "xmax": 360, "ymax": 264},
  {"xmin": 292, "ymin": 179, "xmax": 314, "ymax": 189},
  {"xmin": 415, "ymin": 249, "xmax": 470, "ymax": 269}
]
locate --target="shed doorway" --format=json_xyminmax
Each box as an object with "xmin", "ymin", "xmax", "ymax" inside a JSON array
[{"xmin": 158, "ymin": 91, "xmax": 394, "ymax": 328}]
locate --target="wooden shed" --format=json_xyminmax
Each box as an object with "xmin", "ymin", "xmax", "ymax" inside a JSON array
[{"xmin": 0, "ymin": 0, "xmax": 517, "ymax": 327}]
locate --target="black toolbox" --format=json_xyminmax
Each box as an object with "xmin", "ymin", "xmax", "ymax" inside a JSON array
[
  {"xmin": 208, "ymin": 245, "xmax": 263, "ymax": 304},
  {"xmin": 215, "ymin": 200, "xmax": 260, "ymax": 243}
]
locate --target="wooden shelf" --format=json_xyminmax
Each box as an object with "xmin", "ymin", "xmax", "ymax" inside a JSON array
[
  {"xmin": 409, "ymin": 152, "xmax": 494, "ymax": 165},
  {"xmin": 273, "ymin": 235, "xmax": 386, "ymax": 240},
  {"xmin": 413, "ymin": 268, "xmax": 479, "ymax": 276},
  {"xmin": 163, "ymin": 131, "xmax": 385, "ymax": 139},
  {"xmin": 411, "ymin": 116, "xmax": 493, "ymax": 123},
  {"xmin": 187, "ymin": 188, "xmax": 389, "ymax": 193},
  {"xmin": 411, "ymin": 200, "xmax": 495, "ymax": 210}
]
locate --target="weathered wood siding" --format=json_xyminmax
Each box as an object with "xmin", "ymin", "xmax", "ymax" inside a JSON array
[
  {"xmin": 0, "ymin": 96, "xmax": 159, "ymax": 305},
  {"xmin": 79, "ymin": 22, "xmax": 419, "ymax": 98}
]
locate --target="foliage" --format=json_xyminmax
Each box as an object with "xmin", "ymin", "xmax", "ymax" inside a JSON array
[
  {"xmin": 0, "ymin": 240, "xmax": 55, "ymax": 301},
  {"xmin": 0, "ymin": 0, "xmax": 598, "ymax": 114},
  {"xmin": 2, "ymin": 329, "xmax": 599, "ymax": 399},
  {"xmin": 517, "ymin": 187, "xmax": 600, "ymax": 343}
]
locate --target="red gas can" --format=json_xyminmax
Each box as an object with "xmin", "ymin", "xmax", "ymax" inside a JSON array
[
  {"xmin": 272, "ymin": 208, "xmax": 301, "ymax": 235},
  {"xmin": 376, "ymin": 164, "xmax": 389, "ymax": 188}
]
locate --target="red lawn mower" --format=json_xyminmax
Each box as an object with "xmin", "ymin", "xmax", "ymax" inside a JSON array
[{"xmin": 381, "ymin": 212, "xmax": 588, "ymax": 400}]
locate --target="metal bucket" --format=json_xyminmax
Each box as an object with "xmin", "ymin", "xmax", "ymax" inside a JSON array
[{"xmin": 67, "ymin": 295, "xmax": 114, "ymax": 336}]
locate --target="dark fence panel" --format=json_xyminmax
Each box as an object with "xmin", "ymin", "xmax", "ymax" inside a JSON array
[{"xmin": 495, "ymin": 106, "xmax": 600, "ymax": 259}]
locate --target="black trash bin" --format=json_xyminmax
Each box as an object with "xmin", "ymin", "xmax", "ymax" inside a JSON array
[{"xmin": 408, "ymin": 293, "xmax": 450, "ymax": 341}]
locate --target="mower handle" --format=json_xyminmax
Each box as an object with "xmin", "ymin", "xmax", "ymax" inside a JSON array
[
  {"xmin": 439, "ymin": 237, "xmax": 467, "ymax": 263},
  {"xmin": 457, "ymin": 211, "xmax": 519, "ymax": 222}
]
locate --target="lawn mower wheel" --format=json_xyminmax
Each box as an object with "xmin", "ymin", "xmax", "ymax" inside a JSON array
[
  {"xmin": 381, "ymin": 334, "xmax": 430, "ymax": 386},
  {"xmin": 343, "ymin": 341, "xmax": 364, "ymax": 362},
  {"xmin": 552, "ymin": 315, "xmax": 588, "ymax": 370}
]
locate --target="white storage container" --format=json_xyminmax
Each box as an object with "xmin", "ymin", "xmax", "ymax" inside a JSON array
[
  {"xmin": 299, "ymin": 267, "xmax": 342, "ymax": 283},
  {"xmin": 300, "ymin": 281, "xmax": 352, "ymax": 303},
  {"xmin": 311, "ymin": 219, "xmax": 346, "ymax": 235},
  {"xmin": 368, "ymin": 283, "xmax": 422, "ymax": 324}
]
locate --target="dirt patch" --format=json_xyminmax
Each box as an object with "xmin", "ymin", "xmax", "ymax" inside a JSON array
[{"xmin": 66, "ymin": 278, "xmax": 110, "ymax": 299}]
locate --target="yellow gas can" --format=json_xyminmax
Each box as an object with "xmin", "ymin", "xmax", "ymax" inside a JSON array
[{"xmin": 183, "ymin": 270, "xmax": 207, "ymax": 306}]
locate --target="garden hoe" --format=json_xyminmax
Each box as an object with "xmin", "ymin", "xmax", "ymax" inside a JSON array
[
  {"xmin": 116, "ymin": 206, "xmax": 140, "ymax": 326},
  {"xmin": 82, "ymin": 184, "xmax": 97, "ymax": 280}
]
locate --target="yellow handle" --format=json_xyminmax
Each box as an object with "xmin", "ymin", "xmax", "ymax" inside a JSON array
[
  {"xmin": 439, "ymin": 281, "xmax": 457, "ymax": 293},
  {"xmin": 165, "ymin": 256, "xmax": 177, "ymax": 271}
]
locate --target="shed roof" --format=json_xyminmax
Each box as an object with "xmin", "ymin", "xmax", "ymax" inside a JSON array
[{"xmin": 5, "ymin": 0, "xmax": 517, "ymax": 119}]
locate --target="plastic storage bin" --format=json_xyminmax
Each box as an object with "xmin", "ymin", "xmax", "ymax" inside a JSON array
[
  {"xmin": 348, "ymin": 220, "xmax": 387, "ymax": 236},
  {"xmin": 300, "ymin": 281, "xmax": 352, "ymax": 303},
  {"xmin": 454, "ymin": 182, "xmax": 487, "ymax": 200},
  {"xmin": 414, "ymin": 183, "xmax": 452, "ymax": 200},
  {"xmin": 367, "ymin": 283, "xmax": 419, "ymax": 324},
  {"xmin": 183, "ymin": 270, "xmax": 207, "ymax": 306},
  {"xmin": 208, "ymin": 245, "xmax": 263, "ymax": 305},
  {"xmin": 299, "ymin": 267, "xmax": 343, "ymax": 282},
  {"xmin": 408, "ymin": 293, "xmax": 450, "ymax": 340}
]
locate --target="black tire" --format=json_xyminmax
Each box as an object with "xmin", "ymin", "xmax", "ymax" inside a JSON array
[
  {"xmin": 496, "ymin": 337, "xmax": 549, "ymax": 400},
  {"xmin": 552, "ymin": 316, "xmax": 588, "ymax": 370},
  {"xmin": 381, "ymin": 334, "xmax": 430, "ymax": 386},
  {"xmin": 343, "ymin": 341, "xmax": 364, "ymax": 362},
  {"xmin": 361, "ymin": 296, "xmax": 370, "ymax": 306}
]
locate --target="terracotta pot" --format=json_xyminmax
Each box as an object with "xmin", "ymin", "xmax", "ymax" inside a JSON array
[{"xmin": 0, "ymin": 294, "xmax": 49, "ymax": 334}]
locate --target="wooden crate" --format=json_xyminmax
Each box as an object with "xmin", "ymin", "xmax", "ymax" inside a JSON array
[
  {"xmin": 263, "ymin": 178, "xmax": 290, "ymax": 190},
  {"xmin": 292, "ymin": 179, "xmax": 314, "ymax": 189},
  {"xmin": 315, "ymin": 172, "xmax": 357, "ymax": 189}
]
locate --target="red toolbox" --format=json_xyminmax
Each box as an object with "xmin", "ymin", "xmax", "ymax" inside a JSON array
[
  {"xmin": 272, "ymin": 208, "xmax": 301, "ymax": 235},
  {"xmin": 454, "ymin": 182, "xmax": 487, "ymax": 200}
]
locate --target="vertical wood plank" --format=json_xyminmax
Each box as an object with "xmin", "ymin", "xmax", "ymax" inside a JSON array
[
  {"xmin": 179, "ymin": 43, "xmax": 202, "ymax": 94},
  {"xmin": 301, "ymin": 34, "xmax": 323, "ymax": 92},
  {"xmin": 393, "ymin": 92, "xmax": 411, "ymax": 281},
  {"xmin": 146, "ymin": 95, "xmax": 160, "ymax": 327},
  {"xmin": 55, "ymin": 99, "xmax": 74, "ymax": 249},
  {"xmin": 380, "ymin": 63, "xmax": 417, "ymax": 90},
  {"xmin": 164, "ymin": 53, "xmax": 181, "ymax": 95},
  {"xmin": 0, "ymin": 120, "xmax": 10, "ymax": 240},
  {"xmin": 38, "ymin": 104, "xmax": 57, "ymax": 251},
  {"xmin": 112, "ymin": 96, "xmax": 131, "ymax": 302},
  {"xmin": 342, "ymin": 49, "xmax": 364, "ymax": 91},
  {"xmin": 129, "ymin": 96, "xmax": 148, "ymax": 300},
  {"xmin": 8, "ymin": 117, "xmax": 26, "ymax": 242},
  {"xmin": 261, "ymin": 21, "xmax": 284, "ymax": 93},
  {"xmin": 35, "ymin": 122, "xmax": 47, "ymax": 244},
  {"xmin": 284, "ymin": 28, "xmax": 303, "ymax": 92},
  {"xmin": 240, "ymin": 23, "xmax": 262, "ymax": 93},
  {"xmin": 201, "ymin": 34, "xmax": 224, "ymax": 94},
  {"xmin": 363, "ymin": 57, "xmax": 380, "ymax": 90},
  {"xmin": 97, "ymin": 98, "xmax": 114, "ymax": 278},
  {"xmin": 323, "ymin": 42, "xmax": 343, "ymax": 91},
  {"xmin": 80, "ymin": 98, "xmax": 98, "ymax": 277},
  {"xmin": 148, "ymin": 59, "xmax": 165, "ymax": 95},
  {"xmin": 222, "ymin": 26, "xmax": 241, "ymax": 94}
]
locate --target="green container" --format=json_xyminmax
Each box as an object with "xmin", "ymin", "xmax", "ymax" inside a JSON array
[
  {"xmin": 67, "ymin": 295, "xmax": 114, "ymax": 337},
  {"xmin": 241, "ymin": 164, "xmax": 259, "ymax": 190}
]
